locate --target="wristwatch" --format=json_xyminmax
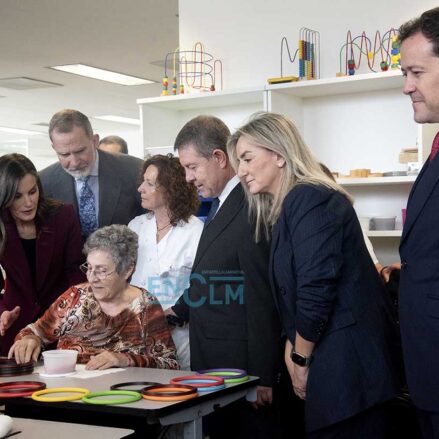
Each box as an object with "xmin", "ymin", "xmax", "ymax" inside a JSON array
[{"xmin": 290, "ymin": 348, "xmax": 313, "ymax": 367}]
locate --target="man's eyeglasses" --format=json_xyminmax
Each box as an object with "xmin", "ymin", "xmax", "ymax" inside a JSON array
[{"xmin": 80, "ymin": 263, "xmax": 116, "ymax": 280}]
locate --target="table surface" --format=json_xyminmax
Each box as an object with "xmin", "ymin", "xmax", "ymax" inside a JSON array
[
  {"xmin": 9, "ymin": 417, "xmax": 134, "ymax": 438},
  {"xmin": 1, "ymin": 365, "xmax": 259, "ymax": 420}
]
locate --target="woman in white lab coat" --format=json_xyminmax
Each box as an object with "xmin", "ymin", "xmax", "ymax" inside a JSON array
[{"xmin": 129, "ymin": 154, "xmax": 203, "ymax": 369}]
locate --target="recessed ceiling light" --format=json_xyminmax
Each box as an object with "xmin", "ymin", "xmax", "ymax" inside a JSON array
[
  {"xmin": 94, "ymin": 115, "xmax": 141, "ymax": 125},
  {"xmin": 0, "ymin": 77, "xmax": 62, "ymax": 90},
  {"xmin": 0, "ymin": 126, "xmax": 45, "ymax": 135},
  {"xmin": 50, "ymin": 64, "xmax": 155, "ymax": 86}
]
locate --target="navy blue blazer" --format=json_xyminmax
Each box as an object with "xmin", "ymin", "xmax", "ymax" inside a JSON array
[
  {"xmin": 270, "ymin": 184, "xmax": 401, "ymax": 432},
  {"xmin": 399, "ymin": 154, "xmax": 439, "ymax": 411}
]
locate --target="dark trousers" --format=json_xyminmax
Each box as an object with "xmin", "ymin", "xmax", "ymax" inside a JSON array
[
  {"xmin": 204, "ymin": 397, "xmax": 281, "ymax": 439},
  {"xmin": 417, "ymin": 409, "xmax": 439, "ymax": 439},
  {"xmin": 308, "ymin": 404, "xmax": 390, "ymax": 439}
]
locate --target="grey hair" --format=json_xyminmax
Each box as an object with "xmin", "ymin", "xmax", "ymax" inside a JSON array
[
  {"xmin": 174, "ymin": 115, "xmax": 230, "ymax": 158},
  {"xmin": 49, "ymin": 109, "xmax": 93, "ymax": 140},
  {"xmin": 83, "ymin": 224, "xmax": 138, "ymax": 275},
  {"xmin": 227, "ymin": 112, "xmax": 353, "ymax": 241}
]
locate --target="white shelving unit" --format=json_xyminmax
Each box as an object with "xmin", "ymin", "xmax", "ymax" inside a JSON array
[{"xmin": 137, "ymin": 71, "xmax": 439, "ymax": 264}]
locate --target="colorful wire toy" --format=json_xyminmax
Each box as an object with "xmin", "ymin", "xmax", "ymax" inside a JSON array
[
  {"xmin": 280, "ymin": 27, "xmax": 320, "ymax": 80},
  {"xmin": 161, "ymin": 42, "xmax": 223, "ymax": 96},
  {"xmin": 339, "ymin": 28, "xmax": 400, "ymax": 75}
]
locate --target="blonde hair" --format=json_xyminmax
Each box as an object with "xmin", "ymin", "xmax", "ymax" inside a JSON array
[{"xmin": 227, "ymin": 112, "xmax": 353, "ymax": 241}]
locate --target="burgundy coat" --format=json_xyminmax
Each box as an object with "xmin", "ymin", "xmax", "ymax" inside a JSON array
[{"xmin": 0, "ymin": 204, "xmax": 86, "ymax": 354}]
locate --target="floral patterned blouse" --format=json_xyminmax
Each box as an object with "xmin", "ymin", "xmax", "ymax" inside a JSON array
[{"xmin": 15, "ymin": 284, "xmax": 178, "ymax": 369}]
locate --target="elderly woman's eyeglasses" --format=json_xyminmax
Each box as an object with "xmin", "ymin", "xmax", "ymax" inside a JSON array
[{"xmin": 80, "ymin": 263, "xmax": 116, "ymax": 280}]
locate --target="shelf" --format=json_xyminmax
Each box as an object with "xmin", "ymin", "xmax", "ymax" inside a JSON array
[
  {"xmin": 137, "ymin": 86, "xmax": 266, "ymax": 111},
  {"xmin": 267, "ymin": 70, "xmax": 404, "ymax": 98},
  {"xmin": 337, "ymin": 176, "xmax": 417, "ymax": 186},
  {"xmin": 366, "ymin": 230, "xmax": 402, "ymax": 237}
]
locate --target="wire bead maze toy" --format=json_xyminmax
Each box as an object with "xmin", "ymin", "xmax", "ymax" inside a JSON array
[
  {"xmin": 268, "ymin": 27, "xmax": 320, "ymax": 84},
  {"xmin": 161, "ymin": 42, "xmax": 223, "ymax": 96},
  {"xmin": 338, "ymin": 28, "xmax": 400, "ymax": 76}
]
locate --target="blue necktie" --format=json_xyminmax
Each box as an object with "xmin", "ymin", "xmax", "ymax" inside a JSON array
[
  {"xmin": 204, "ymin": 198, "xmax": 220, "ymax": 227},
  {"xmin": 79, "ymin": 177, "xmax": 98, "ymax": 237}
]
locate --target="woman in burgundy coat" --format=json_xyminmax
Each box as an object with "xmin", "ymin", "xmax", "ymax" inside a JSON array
[{"xmin": 0, "ymin": 153, "xmax": 85, "ymax": 354}]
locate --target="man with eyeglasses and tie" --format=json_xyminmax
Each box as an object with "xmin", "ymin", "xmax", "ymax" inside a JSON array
[{"xmin": 40, "ymin": 109, "xmax": 143, "ymax": 238}]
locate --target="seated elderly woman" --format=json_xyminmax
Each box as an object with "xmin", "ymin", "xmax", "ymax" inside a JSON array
[{"xmin": 9, "ymin": 224, "xmax": 178, "ymax": 370}]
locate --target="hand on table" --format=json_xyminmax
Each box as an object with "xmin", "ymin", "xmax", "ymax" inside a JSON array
[
  {"xmin": 85, "ymin": 351, "xmax": 129, "ymax": 370},
  {"xmin": 8, "ymin": 335, "xmax": 41, "ymax": 363}
]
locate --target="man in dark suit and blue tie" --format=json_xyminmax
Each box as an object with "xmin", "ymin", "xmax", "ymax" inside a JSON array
[
  {"xmin": 39, "ymin": 109, "xmax": 143, "ymax": 237},
  {"xmin": 399, "ymin": 7, "xmax": 439, "ymax": 438},
  {"xmin": 169, "ymin": 115, "xmax": 281, "ymax": 439}
]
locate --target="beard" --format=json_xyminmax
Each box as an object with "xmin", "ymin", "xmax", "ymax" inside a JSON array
[{"xmin": 63, "ymin": 167, "xmax": 92, "ymax": 179}]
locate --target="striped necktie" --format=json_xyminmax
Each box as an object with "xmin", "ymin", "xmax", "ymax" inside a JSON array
[{"xmin": 204, "ymin": 198, "xmax": 220, "ymax": 227}]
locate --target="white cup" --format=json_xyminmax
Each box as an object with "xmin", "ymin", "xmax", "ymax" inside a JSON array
[{"xmin": 42, "ymin": 349, "xmax": 78, "ymax": 375}]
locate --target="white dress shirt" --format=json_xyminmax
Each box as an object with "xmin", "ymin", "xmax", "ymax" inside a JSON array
[{"xmin": 128, "ymin": 214, "xmax": 204, "ymax": 369}]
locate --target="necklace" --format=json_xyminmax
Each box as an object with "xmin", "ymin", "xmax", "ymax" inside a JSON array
[{"xmin": 156, "ymin": 222, "xmax": 172, "ymax": 234}]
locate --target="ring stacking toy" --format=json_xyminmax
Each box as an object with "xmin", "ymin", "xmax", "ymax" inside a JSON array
[
  {"xmin": 0, "ymin": 381, "xmax": 46, "ymax": 398},
  {"xmin": 141, "ymin": 384, "xmax": 197, "ymax": 402},
  {"xmin": 110, "ymin": 381, "xmax": 160, "ymax": 392},
  {"xmin": 0, "ymin": 358, "xmax": 34, "ymax": 377},
  {"xmin": 32, "ymin": 387, "xmax": 90, "ymax": 402},
  {"xmin": 196, "ymin": 368, "xmax": 249, "ymax": 384},
  {"xmin": 170, "ymin": 375, "xmax": 225, "ymax": 392},
  {"xmin": 82, "ymin": 390, "xmax": 141, "ymax": 405}
]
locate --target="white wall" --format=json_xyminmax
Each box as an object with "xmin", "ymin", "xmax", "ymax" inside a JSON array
[{"xmin": 179, "ymin": 0, "xmax": 437, "ymax": 88}]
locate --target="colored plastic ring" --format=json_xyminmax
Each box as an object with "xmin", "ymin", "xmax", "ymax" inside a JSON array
[
  {"xmin": 142, "ymin": 384, "xmax": 197, "ymax": 397},
  {"xmin": 142, "ymin": 391, "xmax": 198, "ymax": 402},
  {"xmin": 82, "ymin": 390, "xmax": 141, "ymax": 405},
  {"xmin": 175, "ymin": 381, "xmax": 225, "ymax": 392},
  {"xmin": 110, "ymin": 381, "xmax": 160, "ymax": 391},
  {"xmin": 196, "ymin": 368, "xmax": 249, "ymax": 383},
  {"xmin": 141, "ymin": 384, "xmax": 197, "ymax": 401},
  {"xmin": 0, "ymin": 381, "xmax": 46, "ymax": 397},
  {"xmin": 32, "ymin": 387, "xmax": 90, "ymax": 402},
  {"xmin": 170, "ymin": 375, "xmax": 224, "ymax": 388}
]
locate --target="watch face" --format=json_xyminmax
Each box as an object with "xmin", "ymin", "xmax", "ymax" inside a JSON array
[{"xmin": 291, "ymin": 351, "xmax": 307, "ymax": 367}]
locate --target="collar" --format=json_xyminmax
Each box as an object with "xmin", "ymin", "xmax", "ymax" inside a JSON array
[{"xmin": 218, "ymin": 175, "xmax": 240, "ymax": 206}]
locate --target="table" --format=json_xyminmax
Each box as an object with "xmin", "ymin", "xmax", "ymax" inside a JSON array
[
  {"xmin": 2, "ymin": 367, "xmax": 259, "ymax": 439},
  {"xmin": 9, "ymin": 418, "xmax": 134, "ymax": 438}
]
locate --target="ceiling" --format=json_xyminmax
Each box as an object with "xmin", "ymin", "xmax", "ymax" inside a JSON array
[{"xmin": 0, "ymin": 0, "xmax": 179, "ymax": 155}]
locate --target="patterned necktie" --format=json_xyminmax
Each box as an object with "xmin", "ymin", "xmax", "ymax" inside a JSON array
[
  {"xmin": 79, "ymin": 177, "xmax": 97, "ymax": 237},
  {"xmin": 429, "ymin": 132, "xmax": 439, "ymax": 162},
  {"xmin": 204, "ymin": 198, "xmax": 220, "ymax": 227}
]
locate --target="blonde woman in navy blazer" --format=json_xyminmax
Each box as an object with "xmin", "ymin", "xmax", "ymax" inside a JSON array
[
  {"xmin": 0, "ymin": 154, "xmax": 85, "ymax": 354},
  {"xmin": 227, "ymin": 113, "xmax": 402, "ymax": 439}
]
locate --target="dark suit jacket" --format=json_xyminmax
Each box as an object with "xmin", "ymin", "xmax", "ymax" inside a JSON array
[
  {"xmin": 39, "ymin": 150, "xmax": 143, "ymax": 228},
  {"xmin": 0, "ymin": 204, "xmax": 86, "ymax": 354},
  {"xmin": 399, "ymin": 154, "xmax": 439, "ymax": 411},
  {"xmin": 271, "ymin": 184, "xmax": 401, "ymax": 432},
  {"xmin": 173, "ymin": 184, "xmax": 281, "ymax": 386}
]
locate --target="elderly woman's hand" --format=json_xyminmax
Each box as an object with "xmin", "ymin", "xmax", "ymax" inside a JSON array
[
  {"xmin": 85, "ymin": 351, "xmax": 130, "ymax": 370},
  {"xmin": 8, "ymin": 335, "xmax": 41, "ymax": 364}
]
